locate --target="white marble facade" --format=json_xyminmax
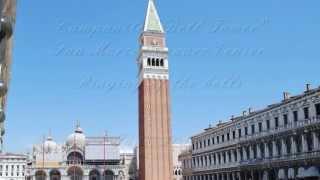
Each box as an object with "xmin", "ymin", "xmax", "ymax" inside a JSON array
[{"xmin": 0, "ymin": 153, "xmax": 27, "ymax": 180}]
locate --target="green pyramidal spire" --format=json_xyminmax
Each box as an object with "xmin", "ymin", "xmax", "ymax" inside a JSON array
[{"xmin": 143, "ymin": 0, "xmax": 164, "ymax": 33}]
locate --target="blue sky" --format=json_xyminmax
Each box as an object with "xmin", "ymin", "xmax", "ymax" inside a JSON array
[{"xmin": 5, "ymin": 0, "xmax": 320, "ymax": 153}]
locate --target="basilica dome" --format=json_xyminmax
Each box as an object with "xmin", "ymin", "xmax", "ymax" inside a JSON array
[
  {"xmin": 66, "ymin": 126, "xmax": 86, "ymax": 148},
  {"xmin": 44, "ymin": 136, "xmax": 57, "ymax": 152}
]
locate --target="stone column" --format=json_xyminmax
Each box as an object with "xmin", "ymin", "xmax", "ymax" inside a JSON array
[
  {"xmin": 302, "ymin": 133, "xmax": 308, "ymax": 153},
  {"xmin": 221, "ymin": 174, "xmax": 225, "ymax": 180},
  {"xmin": 312, "ymin": 132, "xmax": 319, "ymax": 150},
  {"xmin": 237, "ymin": 148, "xmax": 241, "ymax": 162},
  {"xmin": 281, "ymin": 139, "xmax": 287, "ymax": 155},
  {"xmin": 291, "ymin": 136, "xmax": 297, "ymax": 154},
  {"xmin": 226, "ymin": 173, "xmax": 230, "ymax": 180},
  {"xmin": 211, "ymin": 154, "xmax": 215, "ymax": 166},
  {"xmin": 249, "ymin": 145, "xmax": 254, "ymax": 159},
  {"xmin": 264, "ymin": 142, "xmax": 269, "ymax": 158},
  {"xmin": 257, "ymin": 144, "xmax": 261, "ymax": 159},
  {"xmin": 272, "ymin": 141, "xmax": 278, "ymax": 157},
  {"xmin": 231, "ymin": 150, "xmax": 235, "ymax": 163},
  {"xmin": 232, "ymin": 172, "xmax": 236, "ymax": 180},
  {"xmin": 225, "ymin": 151, "xmax": 229, "ymax": 164},
  {"xmin": 263, "ymin": 171, "xmax": 269, "ymax": 180},
  {"xmin": 243, "ymin": 147, "xmax": 247, "ymax": 160},
  {"xmin": 215, "ymin": 153, "xmax": 218, "ymax": 165}
]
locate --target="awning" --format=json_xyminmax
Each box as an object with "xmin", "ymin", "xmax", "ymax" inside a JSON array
[
  {"xmin": 278, "ymin": 169, "xmax": 286, "ymax": 179},
  {"xmin": 304, "ymin": 166, "xmax": 320, "ymax": 178},
  {"xmin": 288, "ymin": 168, "xmax": 295, "ymax": 179},
  {"xmin": 297, "ymin": 167, "xmax": 306, "ymax": 178}
]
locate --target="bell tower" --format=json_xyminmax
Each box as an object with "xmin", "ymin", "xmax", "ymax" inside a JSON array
[{"xmin": 138, "ymin": 0, "xmax": 173, "ymax": 180}]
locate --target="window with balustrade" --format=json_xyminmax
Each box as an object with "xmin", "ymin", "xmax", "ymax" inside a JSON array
[
  {"xmin": 316, "ymin": 103, "xmax": 320, "ymax": 116},
  {"xmin": 283, "ymin": 114, "xmax": 288, "ymax": 126},
  {"xmin": 276, "ymin": 141, "xmax": 282, "ymax": 156},
  {"xmin": 293, "ymin": 111, "xmax": 298, "ymax": 122},
  {"xmin": 274, "ymin": 117, "xmax": 279, "ymax": 128},
  {"xmin": 260, "ymin": 143, "xmax": 265, "ymax": 158},
  {"xmin": 266, "ymin": 120, "xmax": 270, "ymax": 130},
  {"xmin": 286, "ymin": 138, "xmax": 291, "ymax": 154},
  {"xmin": 251, "ymin": 125, "xmax": 255, "ymax": 134},
  {"xmin": 296, "ymin": 136, "xmax": 302, "ymax": 153},
  {"xmin": 268, "ymin": 142, "xmax": 273, "ymax": 157},
  {"xmin": 304, "ymin": 107, "xmax": 310, "ymax": 119},
  {"xmin": 306, "ymin": 133, "xmax": 313, "ymax": 151}
]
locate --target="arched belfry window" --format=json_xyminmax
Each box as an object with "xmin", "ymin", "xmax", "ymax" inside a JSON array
[
  {"xmin": 156, "ymin": 59, "xmax": 160, "ymax": 66},
  {"xmin": 147, "ymin": 58, "xmax": 151, "ymax": 66},
  {"xmin": 160, "ymin": 59, "xmax": 164, "ymax": 66},
  {"xmin": 152, "ymin": 58, "xmax": 155, "ymax": 66}
]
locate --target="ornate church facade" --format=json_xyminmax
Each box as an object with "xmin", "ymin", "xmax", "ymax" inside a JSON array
[{"xmin": 26, "ymin": 126, "xmax": 136, "ymax": 180}]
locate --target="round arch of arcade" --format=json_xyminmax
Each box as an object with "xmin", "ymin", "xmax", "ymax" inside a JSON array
[
  {"xmin": 67, "ymin": 166, "xmax": 84, "ymax": 180},
  {"xmin": 88, "ymin": 169, "xmax": 122, "ymax": 180}
]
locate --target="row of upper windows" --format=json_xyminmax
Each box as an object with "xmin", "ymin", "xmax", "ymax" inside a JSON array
[
  {"xmin": 147, "ymin": 58, "xmax": 165, "ymax": 67},
  {"xmin": 192, "ymin": 103, "xmax": 320, "ymax": 150},
  {"xmin": 192, "ymin": 131, "xmax": 319, "ymax": 168},
  {"xmin": 0, "ymin": 172, "xmax": 25, "ymax": 177},
  {"xmin": 0, "ymin": 164, "xmax": 25, "ymax": 170}
]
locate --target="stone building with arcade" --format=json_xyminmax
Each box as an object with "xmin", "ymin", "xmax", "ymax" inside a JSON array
[
  {"xmin": 26, "ymin": 126, "xmax": 136, "ymax": 180},
  {"xmin": 180, "ymin": 84, "xmax": 320, "ymax": 180}
]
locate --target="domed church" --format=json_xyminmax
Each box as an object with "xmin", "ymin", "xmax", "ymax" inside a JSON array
[{"xmin": 26, "ymin": 125, "xmax": 137, "ymax": 180}]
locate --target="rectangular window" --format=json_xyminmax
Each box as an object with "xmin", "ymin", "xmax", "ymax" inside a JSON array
[
  {"xmin": 208, "ymin": 139, "xmax": 211, "ymax": 146},
  {"xmin": 238, "ymin": 129, "xmax": 242, "ymax": 138},
  {"xmin": 217, "ymin": 136, "xmax": 220, "ymax": 144},
  {"xmin": 227, "ymin": 133, "xmax": 230, "ymax": 141},
  {"xmin": 316, "ymin": 104, "xmax": 320, "ymax": 116},
  {"xmin": 212, "ymin": 137, "xmax": 215, "ymax": 145},
  {"xmin": 293, "ymin": 111, "xmax": 298, "ymax": 122},
  {"xmin": 245, "ymin": 127, "xmax": 248, "ymax": 136},
  {"xmin": 259, "ymin": 122, "xmax": 262, "ymax": 132},
  {"xmin": 275, "ymin": 117, "xmax": 279, "ymax": 128},
  {"xmin": 251, "ymin": 125, "xmax": 255, "ymax": 134},
  {"xmin": 266, "ymin": 120, "xmax": 270, "ymax": 130},
  {"xmin": 304, "ymin": 107, "xmax": 310, "ymax": 119},
  {"xmin": 232, "ymin": 131, "xmax": 236, "ymax": 139},
  {"xmin": 283, "ymin": 114, "xmax": 288, "ymax": 125},
  {"xmin": 222, "ymin": 135, "xmax": 225, "ymax": 142}
]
